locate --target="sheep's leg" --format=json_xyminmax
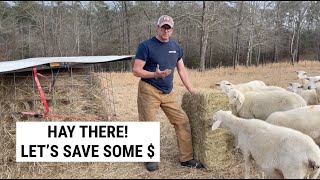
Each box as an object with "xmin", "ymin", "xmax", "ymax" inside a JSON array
[
  {"xmin": 309, "ymin": 169, "xmax": 320, "ymax": 179},
  {"xmin": 283, "ymin": 168, "xmax": 305, "ymax": 179},
  {"xmin": 258, "ymin": 171, "xmax": 264, "ymax": 179},
  {"xmin": 243, "ymin": 151, "xmax": 251, "ymax": 179}
]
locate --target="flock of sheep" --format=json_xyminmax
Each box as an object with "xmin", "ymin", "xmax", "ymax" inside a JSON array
[{"xmin": 212, "ymin": 71, "xmax": 320, "ymax": 179}]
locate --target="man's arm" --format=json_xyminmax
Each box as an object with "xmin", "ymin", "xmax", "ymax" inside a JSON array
[
  {"xmin": 132, "ymin": 59, "xmax": 155, "ymax": 78},
  {"xmin": 132, "ymin": 59, "xmax": 172, "ymax": 79},
  {"xmin": 176, "ymin": 59, "xmax": 195, "ymax": 94}
]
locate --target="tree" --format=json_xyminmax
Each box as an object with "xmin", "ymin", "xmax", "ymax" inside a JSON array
[{"xmin": 186, "ymin": 1, "xmax": 224, "ymax": 71}]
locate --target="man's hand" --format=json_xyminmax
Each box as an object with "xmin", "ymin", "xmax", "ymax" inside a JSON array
[{"xmin": 154, "ymin": 64, "xmax": 172, "ymax": 79}]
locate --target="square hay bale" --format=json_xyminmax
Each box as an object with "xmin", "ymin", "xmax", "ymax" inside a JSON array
[{"xmin": 181, "ymin": 88, "xmax": 240, "ymax": 171}]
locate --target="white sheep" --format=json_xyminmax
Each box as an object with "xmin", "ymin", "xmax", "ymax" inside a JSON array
[
  {"xmin": 266, "ymin": 105, "xmax": 320, "ymax": 143},
  {"xmin": 215, "ymin": 80, "xmax": 279, "ymax": 93},
  {"xmin": 296, "ymin": 70, "xmax": 309, "ymax": 89},
  {"xmin": 305, "ymin": 76, "xmax": 320, "ymax": 101},
  {"xmin": 287, "ymin": 82, "xmax": 319, "ymax": 105},
  {"xmin": 306, "ymin": 76, "xmax": 320, "ymax": 90},
  {"xmin": 211, "ymin": 110, "xmax": 320, "ymax": 179},
  {"xmin": 227, "ymin": 89, "xmax": 307, "ymax": 120},
  {"xmin": 235, "ymin": 85, "xmax": 286, "ymax": 93}
]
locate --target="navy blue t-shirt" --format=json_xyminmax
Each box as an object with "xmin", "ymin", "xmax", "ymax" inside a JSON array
[{"xmin": 135, "ymin": 36, "xmax": 183, "ymax": 94}]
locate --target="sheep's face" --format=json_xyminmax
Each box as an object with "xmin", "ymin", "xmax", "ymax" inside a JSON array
[
  {"xmin": 216, "ymin": 80, "xmax": 233, "ymax": 93},
  {"xmin": 227, "ymin": 89, "xmax": 237, "ymax": 104},
  {"xmin": 288, "ymin": 82, "xmax": 303, "ymax": 93},
  {"xmin": 296, "ymin": 71, "xmax": 307, "ymax": 79},
  {"xmin": 306, "ymin": 159, "xmax": 320, "ymax": 179},
  {"xmin": 306, "ymin": 77, "xmax": 320, "ymax": 90},
  {"xmin": 227, "ymin": 89, "xmax": 243, "ymax": 106},
  {"xmin": 212, "ymin": 110, "xmax": 232, "ymax": 130},
  {"xmin": 212, "ymin": 113, "xmax": 221, "ymax": 130}
]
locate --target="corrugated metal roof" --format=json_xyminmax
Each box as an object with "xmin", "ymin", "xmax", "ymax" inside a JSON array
[{"xmin": 0, "ymin": 55, "xmax": 135, "ymax": 74}]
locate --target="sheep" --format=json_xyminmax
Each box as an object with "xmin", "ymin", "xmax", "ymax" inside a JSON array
[
  {"xmin": 296, "ymin": 70, "xmax": 308, "ymax": 80},
  {"xmin": 227, "ymin": 88, "xmax": 307, "ymax": 120},
  {"xmin": 265, "ymin": 105, "xmax": 320, "ymax": 143},
  {"xmin": 305, "ymin": 76, "xmax": 320, "ymax": 101},
  {"xmin": 296, "ymin": 70, "xmax": 309, "ymax": 89},
  {"xmin": 234, "ymin": 85, "xmax": 286, "ymax": 93},
  {"xmin": 211, "ymin": 110, "xmax": 320, "ymax": 179},
  {"xmin": 306, "ymin": 76, "xmax": 320, "ymax": 90},
  {"xmin": 287, "ymin": 82, "xmax": 319, "ymax": 105},
  {"xmin": 215, "ymin": 80, "xmax": 285, "ymax": 93}
]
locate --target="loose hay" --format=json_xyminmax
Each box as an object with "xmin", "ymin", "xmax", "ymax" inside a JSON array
[
  {"xmin": 181, "ymin": 88, "xmax": 241, "ymax": 171},
  {"xmin": 0, "ymin": 70, "xmax": 115, "ymax": 123},
  {"xmin": 0, "ymin": 69, "xmax": 117, "ymax": 176},
  {"xmin": 92, "ymin": 72, "xmax": 117, "ymax": 120}
]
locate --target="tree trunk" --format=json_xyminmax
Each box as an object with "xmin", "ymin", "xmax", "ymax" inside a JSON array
[
  {"xmin": 209, "ymin": 34, "xmax": 213, "ymax": 68},
  {"xmin": 121, "ymin": 1, "xmax": 125, "ymax": 71},
  {"xmin": 255, "ymin": 44, "xmax": 261, "ymax": 66},
  {"xmin": 296, "ymin": 20, "xmax": 301, "ymax": 63},
  {"xmin": 318, "ymin": 43, "xmax": 320, "ymax": 61},
  {"xmin": 273, "ymin": 1, "xmax": 281, "ymax": 63},
  {"xmin": 232, "ymin": 33, "xmax": 235, "ymax": 69},
  {"xmin": 199, "ymin": 1, "xmax": 209, "ymax": 71},
  {"xmin": 290, "ymin": 18, "xmax": 297, "ymax": 66},
  {"xmin": 41, "ymin": 1, "xmax": 47, "ymax": 57},
  {"xmin": 89, "ymin": 2, "xmax": 94, "ymax": 56},
  {"xmin": 71, "ymin": 2, "xmax": 80, "ymax": 56},
  {"xmin": 246, "ymin": 28, "xmax": 253, "ymax": 67},
  {"xmin": 234, "ymin": 1, "xmax": 243, "ymax": 69},
  {"xmin": 57, "ymin": 2, "xmax": 62, "ymax": 56},
  {"xmin": 124, "ymin": 1, "xmax": 132, "ymax": 71}
]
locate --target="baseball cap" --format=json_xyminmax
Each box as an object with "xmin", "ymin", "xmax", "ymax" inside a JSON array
[{"xmin": 157, "ymin": 15, "xmax": 174, "ymax": 28}]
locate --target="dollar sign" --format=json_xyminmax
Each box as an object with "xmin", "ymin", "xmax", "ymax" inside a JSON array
[{"xmin": 147, "ymin": 143, "xmax": 154, "ymax": 159}]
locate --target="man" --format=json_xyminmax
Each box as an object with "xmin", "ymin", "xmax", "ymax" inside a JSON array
[{"xmin": 132, "ymin": 15, "xmax": 204, "ymax": 172}]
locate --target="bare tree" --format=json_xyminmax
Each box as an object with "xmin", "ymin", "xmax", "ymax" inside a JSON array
[
  {"xmin": 285, "ymin": 1, "xmax": 310, "ymax": 65},
  {"xmin": 123, "ymin": 1, "xmax": 132, "ymax": 71},
  {"xmin": 199, "ymin": 1, "xmax": 209, "ymax": 71},
  {"xmin": 273, "ymin": 1, "xmax": 282, "ymax": 63},
  {"xmin": 186, "ymin": 1, "xmax": 223, "ymax": 71},
  {"xmin": 233, "ymin": 1, "xmax": 244, "ymax": 69},
  {"xmin": 244, "ymin": 1, "xmax": 275, "ymax": 67}
]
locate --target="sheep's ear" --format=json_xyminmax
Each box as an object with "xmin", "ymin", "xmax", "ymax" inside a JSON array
[
  {"xmin": 215, "ymin": 83, "xmax": 220, "ymax": 87},
  {"xmin": 288, "ymin": 82, "xmax": 293, "ymax": 86},
  {"xmin": 306, "ymin": 77, "xmax": 310, "ymax": 80},
  {"xmin": 212, "ymin": 120, "xmax": 222, "ymax": 130}
]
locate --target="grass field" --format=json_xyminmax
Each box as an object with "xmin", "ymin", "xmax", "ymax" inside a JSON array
[{"xmin": 1, "ymin": 60, "xmax": 320, "ymax": 179}]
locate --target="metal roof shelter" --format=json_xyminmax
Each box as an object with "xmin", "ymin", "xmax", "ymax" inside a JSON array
[
  {"xmin": 0, "ymin": 55, "xmax": 135, "ymax": 122},
  {"xmin": 0, "ymin": 55, "xmax": 134, "ymax": 74}
]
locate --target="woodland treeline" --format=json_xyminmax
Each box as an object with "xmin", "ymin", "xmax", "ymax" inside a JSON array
[{"xmin": 0, "ymin": 1, "xmax": 319, "ymax": 71}]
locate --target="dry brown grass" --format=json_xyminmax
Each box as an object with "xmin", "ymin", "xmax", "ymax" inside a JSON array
[{"xmin": 1, "ymin": 60, "xmax": 320, "ymax": 179}]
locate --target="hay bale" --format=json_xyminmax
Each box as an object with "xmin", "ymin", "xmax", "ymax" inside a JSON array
[
  {"xmin": 181, "ymin": 88, "xmax": 240, "ymax": 171},
  {"xmin": 92, "ymin": 72, "xmax": 116, "ymax": 120}
]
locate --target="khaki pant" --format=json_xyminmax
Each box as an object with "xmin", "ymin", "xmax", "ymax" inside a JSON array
[{"xmin": 137, "ymin": 80, "xmax": 193, "ymax": 162}]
